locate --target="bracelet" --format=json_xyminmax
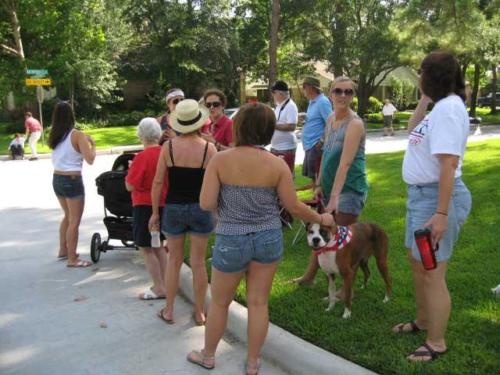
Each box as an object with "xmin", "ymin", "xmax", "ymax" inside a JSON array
[{"xmin": 436, "ymin": 211, "xmax": 448, "ymax": 216}]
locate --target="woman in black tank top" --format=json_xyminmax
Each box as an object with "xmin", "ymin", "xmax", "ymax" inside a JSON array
[{"xmin": 150, "ymin": 99, "xmax": 217, "ymax": 325}]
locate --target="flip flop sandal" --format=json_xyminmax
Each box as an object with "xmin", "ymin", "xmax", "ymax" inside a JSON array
[
  {"xmin": 157, "ymin": 307, "xmax": 174, "ymax": 324},
  {"xmin": 192, "ymin": 312, "xmax": 205, "ymax": 326},
  {"xmin": 187, "ymin": 349, "xmax": 215, "ymax": 370},
  {"xmin": 67, "ymin": 259, "xmax": 92, "ymax": 268},
  {"xmin": 58, "ymin": 252, "xmax": 79, "ymax": 260},
  {"xmin": 139, "ymin": 288, "xmax": 165, "ymax": 300},
  {"xmin": 394, "ymin": 321, "xmax": 423, "ymax": 333},
  {"xmin": 408, "ymin": 342, "xmax": 447, "ymax": 362}
]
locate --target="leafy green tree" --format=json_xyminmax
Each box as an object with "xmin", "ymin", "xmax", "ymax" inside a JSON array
[
  {"xmin": 0, "ymin": 0, "xmax": 132, "ymax": 117},
  {"xmin": 283, "ymin": 0, "xmax": 402, "ymax": 116}
]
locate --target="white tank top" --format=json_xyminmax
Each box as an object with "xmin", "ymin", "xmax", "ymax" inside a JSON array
[{"xmin": 52, "ymin": 129, "xmax": 84, "ymax": 172}]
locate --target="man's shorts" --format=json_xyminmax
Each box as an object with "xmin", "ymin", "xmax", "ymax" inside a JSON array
[
  {"xmin": 405, "ymin": 178, "xmax": 471, "ymax": 262},
  {"xmin": 383, "ymin": 115, "xmax": 393, "ymax": 128},
  {"xmin": 211, "ymin": 228, "xmax": 283, "ymax": 273},
  {"xmin": 271, "ymin": 148, "xmax": 296, "ymax": 174},
  {"xmin": 302, "ymin": 144, "xmax": 322, "ymax": 179}
]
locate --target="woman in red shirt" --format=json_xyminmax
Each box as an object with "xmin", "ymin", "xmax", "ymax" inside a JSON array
[
  {"xmin": 126, "ymin": 118, "xmax": 168, "ymax": 300},
  {"xmin": 202, "ymin": 89, "xmax": 234, "ymax": 150}
]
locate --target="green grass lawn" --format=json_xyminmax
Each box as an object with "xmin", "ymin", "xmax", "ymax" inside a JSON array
[
  {"xmin": 0, "ymin": 123, "xmax": 138, "ymax": 155},
  {"xmin": 200, "ymin": 139, "xmax": 499, "ymax": 375}
]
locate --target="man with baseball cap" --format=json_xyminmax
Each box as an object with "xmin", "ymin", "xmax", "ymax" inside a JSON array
[{"xmin": 270, "ymin": 80, "xmax": 298, "ymax": 174}]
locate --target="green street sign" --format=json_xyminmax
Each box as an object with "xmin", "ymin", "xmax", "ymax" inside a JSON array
[{"xmin": 26, "ymin": 69, "xmax": 48, "ymax": 77}]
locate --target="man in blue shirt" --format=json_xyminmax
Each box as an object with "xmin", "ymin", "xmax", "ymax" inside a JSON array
[{"xmin": 301, "ymin": 77, "xmax": 332, "ymax": 180}]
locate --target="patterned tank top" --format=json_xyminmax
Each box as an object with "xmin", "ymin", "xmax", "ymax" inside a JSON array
[{"xmin": 216, "ymin": 184, "xmax": 282, "ymax": 235}]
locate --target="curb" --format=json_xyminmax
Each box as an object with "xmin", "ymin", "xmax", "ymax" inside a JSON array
[{"xmin": 178, "ymin": 263, "xmax": 377, "ymax": 375}]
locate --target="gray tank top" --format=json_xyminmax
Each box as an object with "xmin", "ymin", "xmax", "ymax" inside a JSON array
[{"xmin": 216, "ymin": 184, "xmax": 282, "ymax": 235}]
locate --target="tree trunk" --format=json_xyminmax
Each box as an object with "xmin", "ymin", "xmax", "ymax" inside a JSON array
[
  {"xmin": 469, "ymin": 63, "xmax": 480, "ymax": 117},
  {"xmin": 268, "ymin": 0, "xmax": 280, "ymax": 95},
  {"xmin": 331, "ymin": 3, "xmax": 345, "ymax": 77},
  {"xmin": 1, "ymin": 2, "xmax": 25, "ymax": 60},
  {"xmin": 491, "ymin": 64, "xmax": 497, "ymax": 114},
  {"xmin": 357, "ymin": 74, "xmax": 369, "ymax": 117}
]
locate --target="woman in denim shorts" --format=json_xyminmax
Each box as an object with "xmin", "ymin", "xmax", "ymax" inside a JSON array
[
  {"xmin": 150, "ymin": 99, "xmax": 217, "ymax": 326},
  {"xmin": 186, "ymin": 103, "xmax": 334, "ymax": 373},
  {"xmin": 293, "ymin": 76, "xmax": 368, "ymax": 288},
  {"xmin": 394, "ymin": 51, "xmax": 472, "ymax": 362},
  {"xmin": 49, "ymin": 101, "xmax": 96, "ymax": 267}
]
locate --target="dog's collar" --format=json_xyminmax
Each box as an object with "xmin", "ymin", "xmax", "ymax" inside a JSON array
[{"xmin": 314, "ymin": 226, "xmax": 352, "ymax": 256}]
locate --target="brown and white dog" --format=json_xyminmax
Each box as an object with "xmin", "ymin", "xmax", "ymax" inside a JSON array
[{"xmin": 306, "ymin": 222, "xmax": 392, "ymax": 318}]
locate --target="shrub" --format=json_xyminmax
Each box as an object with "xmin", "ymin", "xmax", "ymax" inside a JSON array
[{"xmin": 367, "ymin": 96, "xmax": 383, "ymax": 113}]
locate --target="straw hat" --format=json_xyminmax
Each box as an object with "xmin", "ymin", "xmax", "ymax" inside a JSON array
[{"xmin": 170, "ymin": 99, "xmax": 209, "ymax": 134}]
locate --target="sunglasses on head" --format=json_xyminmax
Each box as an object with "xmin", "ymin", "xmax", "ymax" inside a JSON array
[
  {"xmin": 171, "ymin": 98, "xmax": 184, "ymax": 105},
  {"xmin": 205, "ymin": 101, "xmax": 221, "ymax": 109},
  {"xmin": 331, "ymin": 88, "xmax": 354, "ymax": 97}
]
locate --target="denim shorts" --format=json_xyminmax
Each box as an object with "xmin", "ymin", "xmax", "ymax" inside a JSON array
[
  {"xmin": 405, "ymin": 178, "xmax": 471, "ymax": 262},
  {"xmin": 322, "ymin": 190, "xmax": 367, "ymax": 216},
  {"xmin": 211, "ymin": 228, "xmax": 284, "ymax": 273},
  {"xmin": 52, "ymin": 174, "xmax": 84, "ymax": 199},
  {"xmin": 161, "ymin": 203, "xmax": 214, "ymax": 237}
]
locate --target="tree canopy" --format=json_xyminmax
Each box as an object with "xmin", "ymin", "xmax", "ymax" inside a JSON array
[{"xmin": 1, "ymin": 0, "xmax": 498, "ymax": 118}]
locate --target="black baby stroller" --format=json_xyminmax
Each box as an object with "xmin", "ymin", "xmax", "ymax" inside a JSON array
[{"xmin": 90, "ymin": 152, "xmax": 137, "ymax": 262}]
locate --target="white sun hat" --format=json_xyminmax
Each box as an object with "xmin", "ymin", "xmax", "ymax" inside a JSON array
[{"xmin": 170, "ymin": 99, "xmax": 210, "ymax": 134}]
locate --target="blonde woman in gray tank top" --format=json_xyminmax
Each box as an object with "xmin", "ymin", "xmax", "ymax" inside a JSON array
[{"xmin": 187, "ymin": 103, "xmax": 334, "ymax": 373}]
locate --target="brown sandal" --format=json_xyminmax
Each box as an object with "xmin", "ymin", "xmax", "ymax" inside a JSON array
[
  {"xmin": 408, "ymin": 342, "xmax": 447, "ymax": 362},
  {"xmin": 393, "ymin": 321, "xmax": 423, "ymax": 334},
  {"xmin": 187, "ymin": 349, "xmax": 215, "ymax": 370},
  {"xmin": 157, "ymin": 307, "xmax": 174, "ymax": 324}
]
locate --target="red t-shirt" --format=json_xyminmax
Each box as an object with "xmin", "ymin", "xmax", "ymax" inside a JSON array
[
  {"xmin": 125, "ymin": 146, "xmax": 168, "ymax": 206},
  {"xmin": 203, "ymin": 115, "xmax": 233, "ymax": 146},
  {"xmin": 25, "ymin": 117, "xmax": 42, "ymax": 132}
]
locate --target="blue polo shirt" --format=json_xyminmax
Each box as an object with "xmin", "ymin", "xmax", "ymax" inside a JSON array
[{"xmin": 302, "ymin": 93, "xmax": 332, "ymax": 150}]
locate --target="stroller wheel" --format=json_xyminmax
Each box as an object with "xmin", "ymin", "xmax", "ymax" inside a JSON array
[{"xmin": 90, "ymin": 233, "xmax": 102, "ymax": 263}]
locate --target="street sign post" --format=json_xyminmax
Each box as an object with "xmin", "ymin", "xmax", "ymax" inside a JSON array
[
  {"xmin": 26, "ymin": 69, "xmax": 50, "ymax": 146},
  {"xmin": 36, "ymin": 86, "xmax": 45, "ymax": 146}
]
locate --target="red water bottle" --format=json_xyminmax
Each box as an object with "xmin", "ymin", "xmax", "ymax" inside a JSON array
[{"xmin": 414, "ymin": 228, "xmax": 438, "ymax": 270}]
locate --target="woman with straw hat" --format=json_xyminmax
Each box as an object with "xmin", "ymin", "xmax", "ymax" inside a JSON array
[{"xmin": 150, "ymin": 99, "xmax": 217, "ymax": 326}]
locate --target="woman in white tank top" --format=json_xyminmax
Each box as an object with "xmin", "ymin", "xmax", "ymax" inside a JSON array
[{"xmin": 48, "ymin": 101, "xmax": 96, "ymax": 267}]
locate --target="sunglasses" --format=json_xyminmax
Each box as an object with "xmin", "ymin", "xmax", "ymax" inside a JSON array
[
  {"xmin": 171, "ymin": 98, "xmax": 184, "ymax": 105},
  {"xmin": 331, "ymin": 88, "xmax": 354, "ymax": 97},
  {"xmin": 205, "ymin": 102, "xmax": 222, "ymax": 109}
]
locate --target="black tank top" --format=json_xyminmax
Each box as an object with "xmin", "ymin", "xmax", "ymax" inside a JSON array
[{"xmin": 166, "ymin": 140, "xmax": 209, "ymax": 204}]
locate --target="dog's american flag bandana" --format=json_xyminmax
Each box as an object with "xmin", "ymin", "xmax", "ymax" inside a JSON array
[{"xmin": 314, "ymin": 226, "xmax": 353, "ymax": 256}]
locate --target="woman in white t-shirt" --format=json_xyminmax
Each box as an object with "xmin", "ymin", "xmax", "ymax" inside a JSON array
[{"xmin": 393, "ymin": 51, "xmax": 472, "ymax": 362}]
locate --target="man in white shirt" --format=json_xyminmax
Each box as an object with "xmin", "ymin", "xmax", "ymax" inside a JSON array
[
  {"xmin": 382, "ymin": 99, "xmax": 398, "ymax": 136},
  {"xmin": 270, "ymin": 80, "xmax": 299, "ymax": 174}
]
